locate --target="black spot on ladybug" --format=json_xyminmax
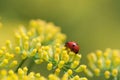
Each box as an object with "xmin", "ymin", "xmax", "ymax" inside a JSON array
[{"xmin": 72, "ymin": 44, "xmax": 75, "ymax": 47}]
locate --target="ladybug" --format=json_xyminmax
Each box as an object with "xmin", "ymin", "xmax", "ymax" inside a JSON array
[{"xmin": 65, "ymin": 41, "xmax": 80, "ymax": 54}]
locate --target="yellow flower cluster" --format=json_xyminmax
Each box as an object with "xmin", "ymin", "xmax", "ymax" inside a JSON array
[
  {"xmin": 0, "ymin": 67, "xmax": 87, "ymax": 80},
  {"xmin": 0, "ymin": 20, "xmax": 88, "ymax": 80},
  {"xmin": 0, "ymin": 42, "xmax": 18, "ymax": 70},
  {"xmin": 87, "ymin": 48, "xmax": 120, "ymax": 79}
]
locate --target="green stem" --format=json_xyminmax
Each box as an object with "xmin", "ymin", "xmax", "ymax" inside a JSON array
[
  {"xmin": 27, "ymin": 58, "xmax": 34, "ymax": 74},
  {"xmin": 15, "ymin": 58, "xmax": 27, "ymax": 73}
]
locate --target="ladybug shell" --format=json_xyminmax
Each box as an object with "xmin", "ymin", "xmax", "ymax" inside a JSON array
[{"xmin": 65, "ymin": 41, "xmax": 80, "ymax": 53}]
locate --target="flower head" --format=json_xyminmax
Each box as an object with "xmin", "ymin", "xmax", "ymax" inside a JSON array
[
  {"xmin": 0, "ymin": 19, "xmax": 87, "ymax": 80},
  {"xmin": 87, "ymin": 48, "xmax": 120, "ymax": 79}
]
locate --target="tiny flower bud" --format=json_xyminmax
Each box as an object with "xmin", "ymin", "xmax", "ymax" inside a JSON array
[
  {"xmin": 47, "ymin": 63, "xmax": 53, "ymax": 70},
  {"xmin": 15, "ymin": 47, "xmax": 20, "ymax": 54},
  {"xmin": 30, "ymin": 49, "xmax": 37, "ymax": 56},
  {"xmin": 67, "ymin": 69, "xmax": 73, "ymax": 76},
  {"xmin": 58, "ymin": 61, "xmax": 65, "ymax": 68},
  {"xmin": 8, "ymin": 70, "xmax": 14, "ymax": 75},
  {"xmin": 75, "ymin": 65, "xmax": 86, "ymax": 72},
  {"xmin": 104, "ymin": 71, "xmax": 110, "ymax": 79},
  {"xmin": 94, "ymin": 68, "xmax": 100, "ymax": 76},
  {"xmin": 21, "ymin": 51, "xmax": 27, "ymax": 59},
  {"xmin": 72, "ymin": 75, "xmax": 80, "ymax": 80},
  {"xmin": 112, "ymin": 69, "xmax": 118, "ymax": 77},
  {"xmin": 9, "ymin": 60, "xmax": 18, "ymax": 68},
  {"xmin": 55, "ymin": 68, "xmax": 60, "ymax": 75},
  {"xmin": 71, "ymin": 61, "xmax": 79, "ymax": 69},
  {"xmin": 105, "ymin": 59, "xmax": 111, "ymax": 68},
  {"xmin": 96, "ymin": 50, "xmax": 102, "ymax": 58}
]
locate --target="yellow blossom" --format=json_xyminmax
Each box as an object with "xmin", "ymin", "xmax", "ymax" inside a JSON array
[
  {"xmin": 55, "ymin": 68, "xmax": 60, "ymax": 75},
  {"xmin": 0, "ymin": 20, "xmax": 88, "ymax": 80},
  {"xmin": 104, "ymin": 71, "xmax": 110, "ymax": 79},
  {"xmin": 112, "ymin": 69, "xmax": 118, "ymax": 77},
  {"xmin": 94, "ymin": 68, "xmax": 100, "ymax": 76},
  {"xmin": 47, "ymin": 63, "xmax": 53, "ymax": 70},
  {"xmin": 58, "ymin": 61, "xmax": 65, "ymax": 68}
]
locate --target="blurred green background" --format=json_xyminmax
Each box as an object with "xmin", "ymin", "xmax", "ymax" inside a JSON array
[
  {"xmin": 0, "ymin": 0, "xmax": 120, "ymax": 57},
  {"xmin": 0, "ymin": 0, "xmax": 120, "ymax": 78}
]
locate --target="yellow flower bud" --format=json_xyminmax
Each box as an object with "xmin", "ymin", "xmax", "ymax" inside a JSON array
[
  {"xmin": 5, "ymin": 52, "xmax": 10, "ymax": 59},
  {"xmin": 75, "ymin": 65, "xmax": 87, "ymax": 72},
  {"xmin": 61, "ymin": 51, "xmax": 67, "ymax": 61},
  {"xmin": 84, "ymin": 69, "xmax": 93, "ymax": 77},
  {"xmin": 8, "ymin": 70, "xmax": 14, "ymax": 75},
  {"xmin": 112, "ymin": 69, "xmax": 118, "ymax": 77},
  {"xmin": 105, "ymin": 59, "xmax": 111, "ymax": 68},
  {"xmin": 67, "ymin": 69, "xmax": 73, "ymax": 76},
  {"xmin": 9, "ymin": 60, "xmax": 18, "ymax": 68},
  {"xmin": 6, "ymin": 53, "xmax": 14, "ymax": 60},
  {"xmin": 62, "ymin": 53, "xmax": 69, "ymax": 63},
  {"xmin": 18, "ymin": 68, "xmax": 24, "ymax": 77},
  {"xmin": 68, "ymin": 52, "xmax": 75, "ymax": 62},
  {"xmin": 0, "ymin": 70, "xmax": 7, "ymax": 76},
  {"xmin": 36, "ymin": 43, "xmax": 41, "ymax": 49},
  {"xmin": 27, "ymin": 31, "xmax": 32, "ymax": 37},
  {"xmin": 35, "ymin": 59, "xmax": 43, "ymax": 64},
  {"xmin": 30, "ymin": 49, "xmax": 37, "ymax": 56},
  {"xmin": 47, "ymin": 63, "xmax": 53, "ymax": 70},
  {"xmin": 0, "ymin": 59, "xmax": 8, "ymax": 67},
  {"xmin": 58, "ymin": 61, "xmax": 65, "ymax": 68},
  {"xmin": 48, "ymin": 74, "xmax": 59, "ymax": 80},
  {"xmin": 24, "ymin": 41, "xmax": 29, "ymax": 50},
  {"xmin": 103, "ymin": 52, "xmax": 109, "ymax": 58},
  {"xmin": 114, "ymin": 57, "xmax": 120, "ymax": 67},
  {"xmin": 0, "ymin": 50, "xmax": 3, "ymax": 56},
  {"xmin": 94, "ymin": 68, "xmax": 100, "ymax": 76},
  {"xmin": 97, "ymin": 59, "xmax": 103, "ymax": 69},
  {"xmin": 35, "ymin": 73, "xmax": 41, "ymax": 78},
  {"xmin": 87, "ymin": 53, "xmax": 97, "ymax": 63},
  {"xmin": 43, "ymin": 51, "xmax": 48, "ymax": 61},
  {"xmin": 55, "ymin": 43, "xmax": 60, "ymax": 47},
  {"xmin": 15, "ymin": 47, "xmax": 20, "ymax": 54},
  {"xmin": 23, "ymin": 36, "xmax": 29, "ymax": 42},
  {"xmin": 55, "ymin": 48, "xmax": 61, "ymax": 54},
  {"xmin": 54, "ymin": 53, "xmax": 59, "ymax": 62},
  {"xmin": 29, "ymin": 20, "xmax": 38, "ymax": 27},
  {"xmin": 23, "ymin": 67, "xmax": 28, "ymax": 74},
  {"xmin": 112, "ymin": 50, "xmax": 119, "ymax": 57},
  {"xmin": 55, "ymin": 68, "xmax": 60, "ymax": 75},
  {"xmin": 104, "ymin": 71, "xmax": 110, "ymax": 79},
  {"xmin": 44, "ymin": 46, "xmax": 50, "ymax": 51},
  {"xmin": 1, "ymin": 46, "xmax": 6, "ymax": 51},
  {"xmin": 72, "ymin": 75, "xmax": 80, "ymax": 80},
  {"xmin": 71, "ymin": 61, "xmax": 79, "ymax": 69},
  {"xmin": 21, "ymin": 51, "xmax": 27, "ymax": 59},
  {"xmin": 61, "ymin": 73, "xmax": 68, "ymax": 80},
  {"xmin": 80, "ymin": 77, "xmax": 88, "ymax": 80},
  {"xmin": 28, "ymin": 72, "xmax": 35, "ymax": 79},
  {"xmin": 23, "ymin": 75, "xmax": 28, "ymax": 80},
  {"xmin": 96, "ymin": 50, "xmax": 102, "ymax": 58},
  {"xmin": 15, "ymin": 33, "xmax": 21, "ymax": 45},
  {"xmin": 6, "ymin": 40, "xmax": 11, "ymax": 49},
  {"xmin": 74, "ymin": 54, "xmax": 82, "ymax": 61}
]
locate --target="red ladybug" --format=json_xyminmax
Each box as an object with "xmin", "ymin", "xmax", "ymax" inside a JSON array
[{"xmin": 65, "ymin": 41, "xmax": 80, "ymax": 54}]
